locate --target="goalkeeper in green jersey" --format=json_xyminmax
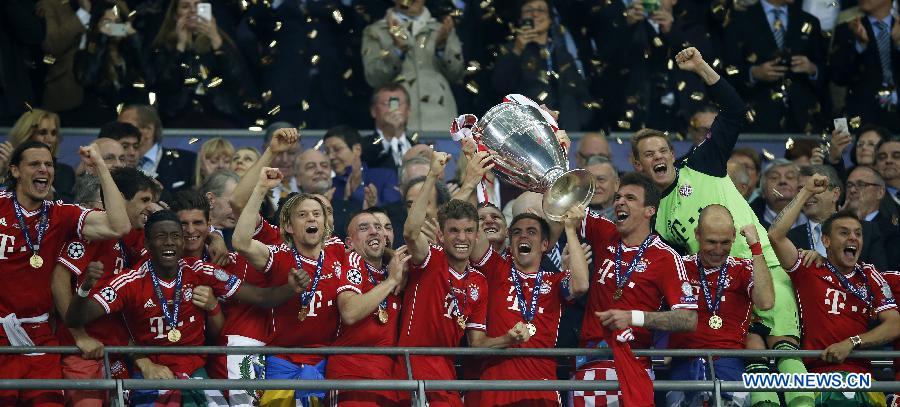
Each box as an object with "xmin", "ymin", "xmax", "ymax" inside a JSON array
[{"xmin": 630, "ymin": 48, "xmax": 813, "ymax": 407}]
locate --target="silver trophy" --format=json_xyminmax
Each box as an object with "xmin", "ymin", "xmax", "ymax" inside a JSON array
[{"xmin": 476, "ymin": 102, "xmax": 595, "ymax": 221}]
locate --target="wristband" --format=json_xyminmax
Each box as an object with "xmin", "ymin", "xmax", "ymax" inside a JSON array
[
  {"xmin": 750, "ymin": 242, "xmax": 763, "ymax": 256},
  {"xmin": 631, "ymin": 310, "xmax": 645, "ymax": 327},
  {"xmin": 208, "ymin": 303, "xmax": 221, "ymax": 317},
  {"xmin": 76, "ymin": 285, "xmax": 91, "ymax": 298}
]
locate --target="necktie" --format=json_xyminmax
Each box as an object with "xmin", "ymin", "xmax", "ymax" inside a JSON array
[
  {"xmin": 875, "ymin": 21, "xmax": 894, "ymax": 85},
  {"xmin": 772, "ymin": 9, "xmax": 785, "ymax": 49},
  {"xmin": 390, "ymin": 138, "xmax": 402, "ymax": 166},
  {"xmin": 813, "ymin": 223, "xmax": 827, "ymax": 257}
]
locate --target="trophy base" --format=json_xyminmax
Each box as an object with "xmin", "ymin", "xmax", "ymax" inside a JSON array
[{"xmin": 542, "ymin": 168, "xmax": 596, "ymax": 221}]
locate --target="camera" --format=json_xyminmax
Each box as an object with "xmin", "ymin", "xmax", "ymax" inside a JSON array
[{"xmin": 520, "ymin": 18, "xmax": 534, "ymax": 29}]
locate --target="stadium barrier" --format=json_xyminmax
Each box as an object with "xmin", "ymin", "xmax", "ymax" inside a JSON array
[{"xmin": 1, "ymin": 347, "xmax": 897, "ymax": 407}]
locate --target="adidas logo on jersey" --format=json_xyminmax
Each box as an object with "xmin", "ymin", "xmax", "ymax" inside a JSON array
[{"xmin": 144, "ymin": 299, "xmax": 156, "ymax": 308}]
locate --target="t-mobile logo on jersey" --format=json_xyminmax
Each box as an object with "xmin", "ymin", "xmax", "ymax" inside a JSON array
[
  {"xmin": 150, "ymin": 315, "xmax": 197, "ymax": 339},
  {"xmin": 0, "ymin": 234, "xmax": 15, "ymax": 259},
  {"xmin": 825, "ymin": 288, "xmax": 847, "ymax": 315},
  {"xmin": 506, "ymin": 286, "xmax": 544, "ymax": 315},
  {"xmin": 303, "ymin": 291, "xmax": 325, "ymax": 317}
]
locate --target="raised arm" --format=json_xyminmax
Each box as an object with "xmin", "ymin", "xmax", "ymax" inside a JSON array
[
  {"xmin": 404, "ymin": 152, "xmax": 450, "ymax": 264},
  {"xmin": 80, "ymin": 144, "xmax": 131, "ymax": 240},
  {"xmin": 740, "ymin": 225, "xmax": 774, "ymax": 311},
  {"xmin": 232, "ymin": 167, "xmax": 285, "ymax": 270},
  {"xmin": 337, "ymin": 247, "xmax": 409, "ymax": 325},
  {"xmin": 229, "ymin": 128, "xmax": 298, "ymax": 215},
  {"xmin": 64, "ymin": 262, "xmax": 110, "ymax": 328},
  {"xmin": 451, "ymin": 150, "xmax": 493, "ymax": 204},
  {"xmin": 768, "ymin": 174, "xmax": 828, "ymax": 270},
  {"xmin": 562, "ymin": 205, "xmax": 589, "ymax": 298}
]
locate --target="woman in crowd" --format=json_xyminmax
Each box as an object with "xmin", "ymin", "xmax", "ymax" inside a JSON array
[
  {"xmin": 194, "ymin": 137, "xmax": 234, "ymax": 186},
  {"xmin": 149, "ymin": 0, "xmax": 257, "ymax": 128},
  {"xmin": 75, "ymin": 0, "xmax": 154, "ymax": 124},
  {"xmin": 1, "ymin": 109, "xmax": 75, "ymax": 201},
  {"xmin": 231, "ymin": 146, "xmax": 259, "ymax": 177}
]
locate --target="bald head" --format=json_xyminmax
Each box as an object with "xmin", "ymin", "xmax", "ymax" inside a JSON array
[
  {"xmin": 696, "ymin": 205, "xmax": 736, "ymax": 267},
  {"xmin": 576, "ymin": 132, "xmax": 611, "ymax": 168},
  {"xmin": 698, "ymin": 205, "xmax": 735, "ymax": 233},
  {"xmin": 95, "ymin": 138, "xmax": 126, "ymax": 170}
]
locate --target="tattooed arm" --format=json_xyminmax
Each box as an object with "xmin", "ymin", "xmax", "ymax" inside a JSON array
[
  {"xmin": 596, "ymin": 308, "xmax": 698, "ymax": 332},
  {"xmin": 768, "ymin": 174, "xmax": 829, "ymax": 270}
]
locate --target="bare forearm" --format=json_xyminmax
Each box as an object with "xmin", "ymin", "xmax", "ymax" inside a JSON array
[
  {"xmin": 230, "ymin": 149, "xmax": 274, "ymax": 214},
  {"xmin": 338, "ymin": 281, "xmax": 398, "ymax": 326},
  {"xmin": 92, "ymin": 163, "xmax": 130, "ymax": 238},
  {"xmin": 238, "ymin": 283, "xmax": 296, "ymax": 308},
  {"xmin": 644, "ymin": 309, "xmax": 697, "ymax": 332},
  {"xmin": 750, "ymin": 254, "xmax": 775, "ymax": 311},
  {"xmin": 206, "ymin": 312, "xmax": 224, "ymax": 338},
  {"xmin": 565, "ymin": 226, "xmax": 588, "ymax": 297},
  {"xmin": 859, "ymin": 314, "xmax": 900, "ymax": 348},
  {"xmin": 468, "ymin": 331, "xmax": 516, "ymax": 349},
  {"xmin": 65, "ymin": 296, "xmax": 103, "ymax": 327},
  {"xmin": 770, "ymin": 190, "xmax": 811, "ymax": 240},
  {"xmin": 695, "ymin": 64, "xmax": 720, "ymax": 86},
  {"xmin": 403, "ymin": 172, "xmax": 438, "ymax": 240},
  {"xmin": 233, "ymin": 186, "xmax": 268, "ymax": 253}
]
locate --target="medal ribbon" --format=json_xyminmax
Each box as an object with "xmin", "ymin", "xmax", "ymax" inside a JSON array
[
  {"xmin": 11, "ymin": 192, "xmax": 49, "ymax": 255},
  {"xmin": 614, "ymin": 234, "xmax": 654, "ymax": 293},
  {"xmin": 365, "ymin": 263, "xmax": 388, "ymax": 311},
  {"xmin": 448, "ymin": 274, "xmax": 469, "ymax": 321},
  {"xmin": 825, "ymin": 262, "xmax": 872, "ymax": 306},
  {"xmin": 293, "ymin": 248, "xmax": 323, "ymax": 307},
  {"xmin": 147, "ymin": 261, "xmax": 183, "ymax": 330},
  {"xmin": 696, "ymin": 257, "xmax": 729, "ymax": 315},
  {"xmin": 118, "ymin": 239, "xmax": 131, "ymax": 268},
  {"xmin": 510, "ymin": 262, "xmax": 542, "ymax": 323}
]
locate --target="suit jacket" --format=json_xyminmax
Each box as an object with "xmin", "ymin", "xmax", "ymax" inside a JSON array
[
  {"xmin": 154, "ymin": 148, "xmax": 197, "ymax": 194},
  {"xmin": 36, "ymin": 0, "xmax": 85, "ymax": 113},
  {"xmin": 831, "ymin": 16, "xmax": 900, "ymax": 131},
  {"xmin": 360, "ymin": 132, "xmax": 420, "ymax": 172},
  {"xmin": 873, "ymin": 195, "xmax": 900, "ymax": 269},
  {"xmin": 723, "ymin": 3, "xmax": 829, "ymax": 133},
  {"xmin": 787, "ymin": 219, "xmax": 887, "ymax": 271},
  {"xmin": 750, "ymin": 196, "xmax": 769, "ymax": 229}
]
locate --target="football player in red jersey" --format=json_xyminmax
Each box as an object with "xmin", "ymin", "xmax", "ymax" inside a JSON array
[
  {"xmin": 571, "ymin": 173, "xmax": 698, "ymax": 407},
  {"xmin": 0, "ymin": 141, "xmax": 131, "ymax": 406},
  {"xmin": 66, "ymin": 210, "xmax": 310, "ymax": 406},
  {"xmin": 327, "ymin": 211, "xmax": 408, "ymax": 406},
  {"xmin": 233, "ymin": 166, "xmax": 348, "ymax": 407},
  {"xmin": 464, "ymin": 202, "xmax": 589, "ymax": 407},
  {"xmin": 666, "ymin": 205, "xmax": 775, "ymax": 407},
  {"xmin": 51, "ymin": 168, "xmax": 160, "ymax": 407},
  {"xmin": 770, "ymin": 174, "xmax": 899, "ymax": 405}
]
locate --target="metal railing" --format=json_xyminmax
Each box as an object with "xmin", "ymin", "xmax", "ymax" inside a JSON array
[{"xmin": 1, "ymin": 347, "xmax": 897, "ymax": 407}]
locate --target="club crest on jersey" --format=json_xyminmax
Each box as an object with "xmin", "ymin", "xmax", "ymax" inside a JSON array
[
  {"xmin": 183, "ymin": 287, "xmax": 193, "ymax": 302},
  {"xmin": 67, "ymin": 242, "xmax": 85, "ymax": 260},
  {"xmin": 634, "ymin": 260, "xmax": 648, "ymax": 273},
  {"xmin": 334, "ymin": 262, "xmax": 342, "ymax": 279},
  {"xmin": 681, "ymin": 282, "xmax": 693, "ymax": 296},
  {"xmin": 679, "ymin": 184, "xmax": 693, "ymax": 197},
  {"xmin": 214, "ymin": 268, "xmax": 229, "ymax": 282},
  {"xmin": 100, "ymin": 287, "xmax": 116, "ymax": 303},
  {"xmin": 469, "ymin": 286, "xmax": 479, "ymax": 301},
  {"xmin": 347, "ymin": 268, "xmax": 362, "ymax": 285},
  {"xmin": 0, "ymin": 218, "xmax": 6, "ymax": 226},
  {"xmin": 539, "ymin": 282, "xmax": 552, "ymax": 295}
]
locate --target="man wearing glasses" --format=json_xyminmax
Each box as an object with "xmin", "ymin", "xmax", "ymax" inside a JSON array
[{"xmin": 845, "ymin": 166, "xmax": 900, "ymax": 269}]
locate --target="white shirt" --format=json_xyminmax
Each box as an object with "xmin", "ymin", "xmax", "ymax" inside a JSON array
[{"xmin": 376, "ymin": 129, "xmax": 411, "ymax": 167}]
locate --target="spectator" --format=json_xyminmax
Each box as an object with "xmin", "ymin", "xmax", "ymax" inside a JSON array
[
  {"xmin": 361, "ymin": 0, "xmax": 464, "ymax": 132},
  {"xmin": 193, "ymin": 137, "xmax": 234, "ymax": 187},
  {"xmin": 492, "ymin": 0, "xmax": 592, "ymax": 131},
  {"xmin": 35, "ymin": 0, "xmax": 89, "ymax": 122},
  {"xmin": 294, "ymin": 148, "xmax": 357, "ymax": 240},
  {"xmin": 685, "ymin": 105, "xmax": 718, "ymax": 146},
  {"xmin": 77, "ymin": 137, "xmax": 126, "ymax": 174},
  {"xmin": 584, "ymin": 155, "xmax": 619, "ymax": 219},
  {"xmin": 97, "ymin": 120, "xmax": 141, "ymax": 167},
  {"xmin": 574, "ymin": 132, "xmax": 611, "ymax": 168},
  {"xmin": 361, "ymin": 85, "xmax": 420, "ymax": 170},
  {"xmin": 0, "ymin": 0, "xmax": 47, "ymax": 124},
  {"xmin": 784, "ymin": 138, "xmax": 818, "ymax": 166},
  {"xmin": 74, "ymin": 0, "xmax": 154, "ymax": 124},
  {"xmin": 323, "ymin": 125, "xmax": 401, "ymax": 207},
  {"xmin": 118, "ymin": 104, "xmax": 196, "ymax": 192},
  {"xmin": 3, "ymin": 108, "xmax": 75, "ymax": 202},
  {"xmin": 751, "ymin": 159, "xmax": 806, "ymax": 228},
  {"xmin": 845, "ymin": 165, "xmax": 900, "ymax": 269},
  {"xmin": 851, "ymin": 124, "xmax": 889, "ymax": 167},
  {"xmin": 231, "ymin": 146, "xmax": 259, "ymax": 177},
  {"xmin": 728, "ymin": 159, "xmax": 754, "ymax": 199},
  {"xmin": 730, "ymin": 147, "xmax": 762, "ymax": 200},
  {"xmin": 149, "ymin": 0, "xmax": 257, "ymax": 128},
  {"xmin": 198, "ymin": 169, "xmax": 240, "ymax": 232},
  {"xmin": 724, "ymin": 0, "xmax": 828, "ymax": 133},
  {"xmin": 875, "ymin": 136, "xmax": 900, "ymax": 205},
  {"xmin": 831, "ymin": 0, "xmax": 900, "ymax": 131}
]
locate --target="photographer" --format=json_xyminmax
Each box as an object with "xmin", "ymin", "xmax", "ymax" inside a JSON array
[{"xmin": 723, "ymin": 0, "xmax": 828, "ymax": 133}]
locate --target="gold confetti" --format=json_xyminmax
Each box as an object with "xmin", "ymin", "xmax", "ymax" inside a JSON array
[
  {"xmin": 726, "ymin": 66, "xmax": 739, "ymax": 75},
  {"xmin": 745, "ymin": 110, "xmax": 756, "ymax": 123},
  {"xmin": 188, "ymin": 137, "xmax": 200, "ymax": 144},
  {"xmin": 747, "ymin": 53, "xmax": 757, "ymax": 64},
  {"xmin": 248, "ymin": 126, "xmax": 263, "ymax": 132},
  {"xmin": 199, "ymin": 65, "xmax": 209, "ymax": 79},
  {"xmin": 466, "ymin": 81, "xmax": 479, "ymax": 94},
  {"xmin": 712, "ymin": 58, "xmax": 721, "ymax": 68},
  {"xmin": 625, "ymin": 110, "xmax": 634, "ymax": 119},
  {"xmin": 116, "ymin": 103, "xmax": 124, "ymax": 115},
  {"xmin": 43, "ymin": 55, "xmax": 56, "ymax": 64},
  {"xmin": 785, "ymin": 137, "xmax": 794, "ymax": 150},
  {"xmin": 770, "ymin": 91, "xmax": 784, "ymax": 100},
  {"xmin": 537, "ymin": 91, "xmax": 549, "ymax": 102},
  {"xmin": 677, "ymin": 81, "xmax": 686, "ymax": 91},
  {"xmin": 667, "ymin": 59, "xmax": 674, "ymax": 70},
  {"xmin": 308, "ymin": 29, "xmax": 318, "ymax": 39},
  {"xmin": 372, "ymin": 136, "xmax": 383, "ymax": 145},
  {"xmin": 268, "ymin": 105, "xmax": 281, "ymax": 116},
  {"xmin": 467, "ymin": 61, "xmax": 481, "ymax": 72},
  {"xmin": 128, "ymin": 10, "xmax": 136, "ymax": 18},
  {"xmin": 255, "ymin": 119, "xmax": 267, "ymax": 126},
  {"xmin": 261, "ymin": 90, "xmax": 272, "ymax": 102},
  {"xmin": 653, "ymin": 37, "xmax": 663, "ymax": 47},
  {"xmin": 583, "ymin": 101, "xmax": 601, "ymax": 109},
  {"xmin": 761, "ymin": 149, "xmax": 775, "ymax": 160},
  {"xmin": 411, "ymin": 132, "xmax": 420, "ymax": 142},
  {"xmin": 208, "ymin": 77, "xmax": 223, "ymax": 88},
  {"xmin": 148, "ymin": 92, "xmax": 156, "ymax": 105},
  {"xmin": 691, "ymin": 92, "xmax": 704, "ymax": 101},
  {"xmin": 850, "ymin": 116, "xmax": 862, "ymax": 129},
  {"xmin": 269, "ymin": 40, "xmax": 277, "ymax": 48},
  {"xmin": 379, "ymin": 50, "xmax": 391, "ymax": 59},
  {"xmin": 184, "ymin": 77, "xmax": 199, "ymax": 85},
  {"xmin": 617, "ymin": 121, "xmax": 631, "ymax": 129},
  {"xmin": 132, "ymin": 82, "xmax": 145, "ymax": 89},
  {"xmin": 801, "ymin": 22, "xmax": 812, "ymax": 34},
  {"xmin": 275, "ymin": 21, "xmax": 282, "ymax": 32},
  {"xmin": 241, "ymin": 0, "xmax": 248, "ymax": 10},
  {"xmin": 302, "ymin": 100, "xmax": 310, "ymax": 111},
  {"xmin": 314, "ymin": 140, "xmax": 324, "ymax": 150}
]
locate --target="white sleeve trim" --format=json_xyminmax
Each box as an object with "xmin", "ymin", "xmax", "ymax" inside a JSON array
[
  {"xmin": 92, "ymin": 293, "xmax": 112, "ymax": 314},
  {"xmin": 336, "ymin": 285, "xmax": 362, "ymax": 295}
]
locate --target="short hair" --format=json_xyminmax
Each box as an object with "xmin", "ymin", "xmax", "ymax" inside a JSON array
[
  {"xmin": 111, "ymin": 167, "xmax": 160, "ymax": 200},
  {"xmin": 822, "ymin": 209, "xmax": 861, "ymax": 237},
  {"xmin": 784, "ymin": 139, "xmax": 817, "ymax": 161},
  {"xmin": 73, "ymin": 174, "xmax": 102, "ymax": 205},
  {"xmin": 403, "ymin": 176, "xmax": 451, "ymax": 205},
  {"xmin": 323, "ymin": 125, "xmax": 362, "ymax": 148},
  {"xmin": 630, "ymin": 129, "xmax": 673, "ymax": 160},
  {"xmin": 800, "ymin": 164, "xmax": 842, "ymax": 190},
  {"xmin": 200, "ymin": 169, "xmax": 240, "ymax": 196},
  {"xmin": 364, "ymin": 206, "xmax": 389, "ymax": 217},
  {"xmin": 437, "ymin": 199, "xmax": 479, "ymax": 230},
  {"xmin": 510, "ymin": 212, "xmax": 551, "ymax": 241},
  {"xmin": 848, "ymin": 165, "xmax": 886, "ymax": 187},
  {"xmin": 585, "ymin": 155, "xmax": 617, "ymax": 172},
  {"xmin": 619, "ymin": 172, "xmax": 661, "ymax": 210},
  {"xmin": 875, "ymin": 135, "xmax": 900, "ymax": 160},
  {"xmin": 144, "ymin": 209, "xmax": 181, "ymax": 240},
  {"xmin": 5, "ymin": 141, "xmax": 53, "ymax": 190},
  {"xmin": 759, "ymin": 159, "xmax": 799, "ymax": 195},
  {"xmin": 370, "ymin": 84, "xmax": 410, "ymax": 108},
  {"xmin": 729, "ymin": 161, "xmax": 750, "ymax": 185},
  {"xmin": 98, "ymin": 121, "xmax": 140, "ymax": 141},
  {"xmin": 169, "ymin": 190, "xmax": 210, "ymax": 220},
  {"xmin": 731, "ymin": 147, "xmax": 762, "ymax": 173},
  {"xmin": 346, "ymin": 210, "xmax": 380, "ymax": 237},
  {"xmin": 122, "ymin": 104, "xmax": 162, "ymax": 143},
  {"xmin": 400, "ymin": 156, "xmax": 431, "ymax": 185},
  {"xmin": 278, "ymin": 193, "xmax": 331, "ymax": 247}
]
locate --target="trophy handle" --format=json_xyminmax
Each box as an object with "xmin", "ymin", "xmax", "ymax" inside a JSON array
[{"xmin": 542, "ymin": 168, "xmax": 596, "ymax": 222}]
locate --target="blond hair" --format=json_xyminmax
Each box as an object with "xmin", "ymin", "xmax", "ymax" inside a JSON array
[
  {"xmin": 8, "ymin": 109, "xmax": 61, "ymax": 156},
  {"xmin": 630, "ymin": 128, "xmax": 672, "ymax": 160},
  {"xmin": 278, "ymin": 193, "xmax": 333, "ymax": 248},
  {"xmin": 194, "ymin": 137, "xmax": 235, "ymax": 186}
]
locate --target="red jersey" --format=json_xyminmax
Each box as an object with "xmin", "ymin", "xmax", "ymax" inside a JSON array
[
  {"xmin": 56, "ymin": 238, "xmax": 130, "ymax": 346},
  {"xmin": 187, "ymin": 252, "xmax": 269, "ymax": 342},
  {"xmin": 881, "ymin": 270, "xmax": 900, "ymax": 379},
  {"xmin": 120, "ymin": 229, "xmax": 149, "ymax": 269},
  {"xmin": 254, "ymin": 218, "xmax": 282, "ymax": 246},
  {"xmin": 0, "ymin": 193, "xmax": 92, "ymax": 323},
  {"xmin": 788, "ymin": 256, "xmax": 896, "ymax": 373},
  {"xmin": 579, "ymin": 227, "xmax": 697, "ymax": 361},
  {"xmin": 327, "ymin": 251, "xmax": 402, "ymax": 379},
  {"xmin": 263, "ymin": 238, "xmax": 345, "ymax": 365},
  {"xmin": 93, "ymin": 259, "xmax": 242, "ymax": 375},
  {"xmin": 668, "ymin": 255, "xmax": 754, "ymax": 350}
]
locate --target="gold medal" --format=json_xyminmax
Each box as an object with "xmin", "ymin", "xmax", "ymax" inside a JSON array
[
  {"xmin": 457, "ymin": 315, "xmax": 467, "ymax": 330},
  {"xmin": 167, "ymin": 328, "xmax": 182, "ymax": 343},
  {"xmin": 526, "ymin": 322, "xmax": 537, "ymax": 337},
  {"xmin": 29, "ymin": 253, "xmax": 43, "ymax": 268},
  {"xmin": 377, "ymin": 308, "xmax": 388, "ymax": 324},
  {"xmin": 613, "ymin": 288, "xmax": 623, "ymax": 300},
  {"xmin": 708, "ymin": 315, "xmax": 723, "ymax": 330},
  {"xmin": 298, "ymin": 306, "xmax": 309, "ymax": 321}
]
